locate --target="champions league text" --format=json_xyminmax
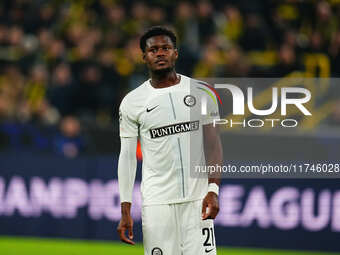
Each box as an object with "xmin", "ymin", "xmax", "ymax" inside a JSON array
[{"xmin": 2, "ymin": 177, "xmax": 340, "ymax": 233}]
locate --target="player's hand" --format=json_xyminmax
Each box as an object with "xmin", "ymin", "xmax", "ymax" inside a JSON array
[
  {"xmin": 202, "ymin": 192, "xmax": 219, "ymax": 220},
  {"xmin": 117, "ymin": 214, "xmax": 135, "ymax": 245}
]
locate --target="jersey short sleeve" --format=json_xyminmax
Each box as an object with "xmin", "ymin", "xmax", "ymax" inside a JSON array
[
  {"xmin": 201, "ymin": 90, "xmax": 220, "ymax": 125},
  {"xmin": 119, "ymin": 98, "xmax": 139, "ymax": 138}
]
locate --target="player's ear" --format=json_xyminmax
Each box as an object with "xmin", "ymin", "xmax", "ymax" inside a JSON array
[
  {"xmin": 174, "ymin": 48, "xmax": 178, "ymax": 59},
  {"xmin": 142, "ymin": 52, "xmax": 146, "ymax": 62}
]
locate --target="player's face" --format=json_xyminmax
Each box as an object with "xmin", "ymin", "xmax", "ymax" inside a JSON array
[{"xmin": 143, "ymin": 35, "xmax": 178, "ymax": 73}]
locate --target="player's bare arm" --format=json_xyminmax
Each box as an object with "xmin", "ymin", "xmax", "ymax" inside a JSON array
[
  {"xmin": 202, "ymin": 123, "xmax": 223, "ymax": 220},
  {"xmin": 117, "ymin": 202, "xmax": 135, "ymax": 245}
]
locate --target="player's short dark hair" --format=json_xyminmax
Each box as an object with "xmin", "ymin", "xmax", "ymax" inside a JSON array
[{"xmin": 140, "ymin": 26, "xmax": 177, "ymax": 52}]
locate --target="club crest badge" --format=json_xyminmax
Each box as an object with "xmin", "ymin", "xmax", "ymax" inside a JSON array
[
  {"xmin": 152, "ymin": 247, "xmax": 163, "ymax": 255},
  {"xmin": 184, "ymin": 95, "xmax": 196, "ymax": 107}
]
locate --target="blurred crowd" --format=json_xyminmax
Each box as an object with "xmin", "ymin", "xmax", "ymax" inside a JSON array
[{"xmin": 0, "ymin": 0, "xmax": 340, "ymax": 155}]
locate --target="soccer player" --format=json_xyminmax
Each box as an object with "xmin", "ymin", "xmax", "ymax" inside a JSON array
[{"xmin": 117, "ymin": 26, "xmax": 223, "ymax": 255}]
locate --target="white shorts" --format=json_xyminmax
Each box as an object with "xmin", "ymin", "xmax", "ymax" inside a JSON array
[{"xmin": 142, "ymin": 200, "xmax": 217, "ymax": 255}]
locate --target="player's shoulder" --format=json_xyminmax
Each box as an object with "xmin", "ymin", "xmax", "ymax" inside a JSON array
[
  {"xmin": 186, "ymin": 77, "xmax": 221, "ymax": 109},
  {"xmin": 177, "ymin": 74, "xmax": 206, "ymax": 89},
  {"xmin": 184, "ymin": 77, "xmax": 216, "ymax": 96},
  {"xmin": 120, "ymin": 80, "xmax": 150, "ymax": 110},
  {"xmin": 189, "ymin": 77, "xmax": 211, "ymax": 89}
]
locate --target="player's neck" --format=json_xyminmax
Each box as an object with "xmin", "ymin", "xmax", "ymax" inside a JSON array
[{"xmin": 150, "ymin": 70, "xmax": 180, "ymax": 88}]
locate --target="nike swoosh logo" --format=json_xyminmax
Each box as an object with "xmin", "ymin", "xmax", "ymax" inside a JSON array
[
  {"xmin": 146, "ymin": 105, "xmax": 159, "ymax": 112},
  {"xmin": 205, "ymin": 248, "xmax": 214, "ymax": 253}
]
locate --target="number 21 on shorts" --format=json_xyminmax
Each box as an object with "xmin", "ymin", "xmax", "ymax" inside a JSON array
[{"xmin": 202, "ymin": 227, "xmax": 216, "ymax": 253}]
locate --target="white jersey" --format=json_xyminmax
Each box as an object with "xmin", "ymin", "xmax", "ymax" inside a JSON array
[{"xmin": 119, "ymin": 74, "xmax": 219, "ymax": 205}]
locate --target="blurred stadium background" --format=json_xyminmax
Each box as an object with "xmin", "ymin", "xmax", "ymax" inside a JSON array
[{"xmin": 0, "ymin": 0, "xmax": 340, "ymax": 254}]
